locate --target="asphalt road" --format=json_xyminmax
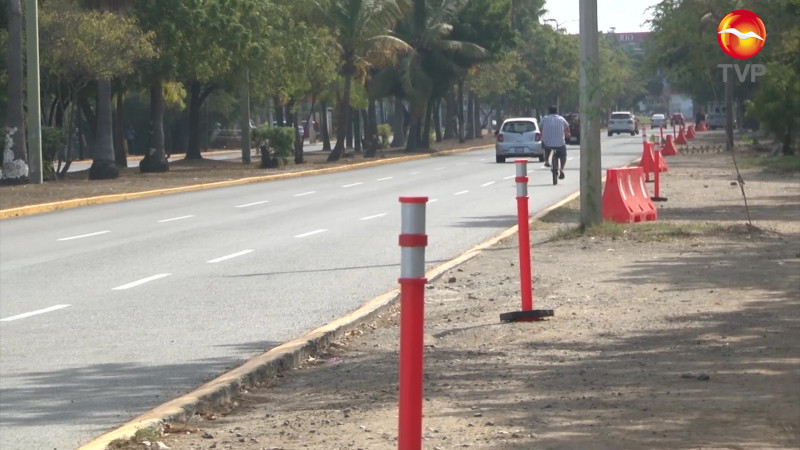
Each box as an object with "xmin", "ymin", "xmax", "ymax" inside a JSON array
[{"xmin": 0, "ymin": 134, "xmax": 644, "ymax": 449}]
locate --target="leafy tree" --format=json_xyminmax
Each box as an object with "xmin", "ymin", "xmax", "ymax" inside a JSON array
[{"xmin": 2, "ymin": 0, "xmax": 27, "ymax": 182}]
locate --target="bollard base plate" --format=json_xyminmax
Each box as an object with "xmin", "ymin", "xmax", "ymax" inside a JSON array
[
  {"xmin": 651, "ymin": 196, "xmax": 668, "ymax": 202},
  {"xmin": 500, "ymin": 309, "xmax": 554, "ymax": 322}
]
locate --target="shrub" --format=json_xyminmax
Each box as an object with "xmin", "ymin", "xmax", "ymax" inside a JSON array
[
  {"xmin": 377, "ymin": 123, "xmax": 392, "ymax": 149},
  {"xmin": 251, "ymin": 125, "xmax": 295, "ymax": 166},
  {"xmin": 41, "ymin": 126, "xmax": 66, "ymax": 181}
]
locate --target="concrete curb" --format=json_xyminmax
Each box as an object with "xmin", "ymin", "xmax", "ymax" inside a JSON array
[
  {"xmin": 78, "ymin": 188, "xmax": 582, "ymax": 449},
  {"xmin": 0, "ymin": 145, "xmax": 491, "ymax": 219}
]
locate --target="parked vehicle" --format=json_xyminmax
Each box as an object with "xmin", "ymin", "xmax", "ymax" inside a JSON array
[
  {"xmin": 706, "ymin": 101, "xmax": 737, "ymax": 130},
  {"xmin": 564, "ymin": 113, "xmax": 580, "ymax": 145},
  {"xmin": 670, "ymin": 112, "xmax": 685, "ymax": 127},
  {"xmin": 607, "ymin": 111, "xmax": 637, "ymax": 136},
  {"xmin": 651, "ymin": 113, "xmax": 667, "ymax": 128},
  {"xmin": 494, "ymin": 118, "xmax": 544, "ymax": 163}
]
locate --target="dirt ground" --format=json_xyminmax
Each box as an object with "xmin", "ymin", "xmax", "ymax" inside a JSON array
[{"xmin": 4, "ymin": 134, "xmax": 799, "ymax": 450}]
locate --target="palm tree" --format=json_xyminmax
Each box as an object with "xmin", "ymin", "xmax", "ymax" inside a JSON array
[
  {"xmin": 392, "ymin": 0, "xmax": 487, "ymax": 151},
  {"xmin": 2, "ymin": 0, "xmax": 29, "ymax": 182},
  {"xmin": 313, "ymin": 0, "xmax": 409, "ymax": 162},
  {"xmin": 82, "ymin": 0, "xmax": 137, "ymax": 180}
]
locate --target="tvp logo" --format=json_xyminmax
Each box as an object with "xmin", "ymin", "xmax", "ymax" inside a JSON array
[
  {"xmin": 716, "ymin": 10, "xmax": 767, "ymax": 83},
  {"xmin": 717, "ymin": 9, "xmax": 766, "ymax": 59}
]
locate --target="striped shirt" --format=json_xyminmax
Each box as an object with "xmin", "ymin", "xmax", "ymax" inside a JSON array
[{"xmin": 540, "ymin": 114, "xmax": 570, "ymax": 148}]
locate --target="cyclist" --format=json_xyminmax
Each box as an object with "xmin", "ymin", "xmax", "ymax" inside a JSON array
[{"xmin": 541, "ymin": 105, "xmax": 571, "ymax": 180}]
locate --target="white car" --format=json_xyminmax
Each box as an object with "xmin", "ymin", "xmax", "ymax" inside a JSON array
[
  {"xmin": 608, "ymin": 111, "xmax": 638, "ymax": 136},
  {"xmin": 651, "ymin": 113, "xmax": 666, "ymax": 128},
  {"xmin": 494, "ymin": 118, "xmax": 544, "ymax": 163}
]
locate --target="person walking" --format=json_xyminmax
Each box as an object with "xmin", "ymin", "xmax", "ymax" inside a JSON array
[{"xmin": 540, "ymin": 105, "xmax": 571, "ymax": 179}]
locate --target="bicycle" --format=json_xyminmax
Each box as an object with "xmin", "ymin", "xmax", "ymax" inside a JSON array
[
  {"xmin": 545, "ymin": 145, "xmax": 560, "ymax": 185},
  {"xmin": 551, "ymin": 151, "xmax": 559, "ymax": 185}
]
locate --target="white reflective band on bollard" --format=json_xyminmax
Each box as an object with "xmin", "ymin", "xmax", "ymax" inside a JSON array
[
  {"xmin": 515, "ymin": 160, "xmax": 528, "ymax": 198},
  {"xmin": 399, "ymin": 197, "xmax": 428, "ymax": 279}
]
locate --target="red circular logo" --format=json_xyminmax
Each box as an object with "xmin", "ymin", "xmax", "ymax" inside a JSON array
[{"xmin": 717, "ymin": 10, "xmax": 766, "ymax": 59}]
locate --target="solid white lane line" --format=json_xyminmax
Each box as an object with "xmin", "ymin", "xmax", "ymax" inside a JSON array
[
  {"xmin": 1, "ymin": 304, "xmax": 71, "ymax": 322},
  {"xmin": 376, "ymin": 177, "xmax": 393, "ymax": 181},
  {"xmin": 157, "ymin": 215, "xmax": 195, "ymax": 223},
  {"xmin": 57, "ymin": 230, "xmax": 110, "ymax": 241},
  {"xmin": 342, "ymin": 182, "xmax": 364, "ymax": 188},
  {"xmin": 112, "ymin": 274, "xmax": 171, "ymax": 291},
  {"xmin": 207, "ymin": 249, "xmax": 254, "ymax": 264},
  {"xmin": 295, "ymin": 229, "xmax": 327, "ymax": 238},
  {"xmin": 360, "ymin": 213, "xmax": 387, "ymax": 221},
  {"xmin": 481, "ymin": 181, "xmax": 496, "ymax": 187},
  {"xmin": 454, "ymin": 190, "xmax": 469, "ymax": 196},
  {"xmin": 294, "ymin": 191, "xmax": 316, "ymax": 197},
  {"xmin": 235, "ymin": 200, "xmax": 270, "ymax": 208}
]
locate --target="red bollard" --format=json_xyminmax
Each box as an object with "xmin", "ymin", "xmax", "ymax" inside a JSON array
[
  {"xmin": 500, "ymin": 160, "xmax": 554, "ymax": 323},
  {"xmin": 397, "ymin": 196, "xmax": 428, "ymax": 450}
]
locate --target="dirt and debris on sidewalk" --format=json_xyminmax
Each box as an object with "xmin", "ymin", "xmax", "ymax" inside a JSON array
[{"xmin": 116, "ymin": 146, "xmax": 799, "ymax": 450}]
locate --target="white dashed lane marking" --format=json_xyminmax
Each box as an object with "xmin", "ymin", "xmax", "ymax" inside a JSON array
[
  {"xmin": 235, "ymin": 200, "xmax": 270, "ymax": 208},
  {"xmin": 1, "ymin": 305, "xmax": 71, "ymax": 322},
  {"xmin": 294, "ymin": 229, "xmax": 327, "ymax": 238},
  {"xmin": 342, "ymin": 182, "xmax": 364, "ymax": 188},
  {"xmin": 376, "ymin": 177, "xmax": 393, "ymax": 181},
  {"xmin": 360, "ymin": 213, "xmax": 387, "ymax": 221},
  {"xmin": 112, "ymin": 274, "xmax": 171, "ymax": 291},
  {"xmin": 207, "ymin": 250, "xmax": 254, "ymax": 264},
  {"xmin": 57, "ymin": 231, "xmax": 110, "ymax": 241},
  {"xmin": 454, "ymin": 190, "xmax": 469, "ymax": 196},
  {"xmin": 158, "ymin": 215, "xmax": 195, "ymax": 223},
  {"xmin": 481, "ymin": 181, "xmax": 496, "ymax": 187},
  {"xmin": 294, "ymin": 191, "xmax": 316, "ymax": 197}
]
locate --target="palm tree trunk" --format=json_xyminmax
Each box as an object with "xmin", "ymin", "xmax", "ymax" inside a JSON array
[
  {"xmin": 88, "ymin": 79, "xmax": 119, "ymax": 179},
  {"xmin": 2, "ymin": 0, "xmax": 29, "ymax": 182},
  {"xmin": 422, "ymin": 100, "xmax": 433, "ymax": 149},
  {"xmin": 433, "ymin": 100, "xmax": 442, "ymax": 143},
  {"xmin": 444, "ymin": 90, "xmax": 456, "ymax": 140},
  {"xmin": 294, "ymin": 105, "xmax": 304, "ymax": 164},
  {"xmin": 472, "ymin": 92, "xmax": 482, "ymax": 139},
  {"xmin": 466, "ymin": 92, "xmax": 475, "ymax": 139},
  {"xmin": 187, "ymin": 82, "xmax": 203, "ymax": 159},
  {"xmin": 113, "ymin": 91, "xmax": 127, "ymax": 167},
  {"xmin": 457, "ymin": 79, "xmax": 465, "ymax": 143},
  {"xmin": 321, "ymin": 100, "xmax": 332, "ymax": 151},
  {"xmin": 140, "ymin": 73, "xmax": 169, "ymax": 172},
  {"xmin": 364, "ymin": 99, "xmax": 379, "ymax": 157},
  {"xmin": 328, "ymin": 70, "xmax": 353, "ymax": 162},
  {"xmin": 390, "ymin": 97, "xmax": 406, "ymax": 148}
]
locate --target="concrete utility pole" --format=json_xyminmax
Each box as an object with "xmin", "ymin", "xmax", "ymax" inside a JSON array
[
  {"xmin": 579, "ymin": 0, "xmax": 602, "ymax": 226},
  {"xmin": 26, "ymin": 0, "xmax": 43, "ymax": 184},
  {"xmin": 240, "ymin": 69, "xmax": 251, "ymax": 165},
  {"xmin": 725, "ymin": 71, "xmax": 734, "ymax": 152}
]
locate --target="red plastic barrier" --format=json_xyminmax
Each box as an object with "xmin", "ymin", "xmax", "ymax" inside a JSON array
[
  {"xmin": 662, "ymin": 134, "xmax": 679, "ymax": 156},
  {"xmin": 698, "ymin": 121, "xmax": 708, "ymax": 132},
  {"xmin": 686, "ymin": 124, "xmax": 696, "ymax": 139},
  {"xmin": 602, "ymin": 167, "xmax": 658, "ymax": 223}
]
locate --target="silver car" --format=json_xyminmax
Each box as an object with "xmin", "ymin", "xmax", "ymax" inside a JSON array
[
  {"xmin": 607, "ymin": 111, "xmax": 638, "ymax": 136},
  {"xmin": 494, "ymin": 118, "xmax": 544, "ymax": 163}
]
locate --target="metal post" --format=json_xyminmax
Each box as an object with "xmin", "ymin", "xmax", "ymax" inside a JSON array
[
  {"xmin": 25, "ymin": 0, "xmax": 43, "ymax": 184},
  {"xmin": 397, "ymin": 197, "xmax": 428, "ymax": 450},
  {"xmin": 579, "ymin": 0, "xmax": 601, "ymax": 227}
]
